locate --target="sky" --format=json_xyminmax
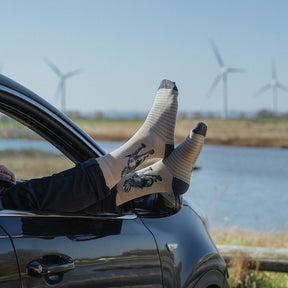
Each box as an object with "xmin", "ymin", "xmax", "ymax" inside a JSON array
[{"xmin": 1, "ymin": 0, "xmax": 288, "ymax": 115}]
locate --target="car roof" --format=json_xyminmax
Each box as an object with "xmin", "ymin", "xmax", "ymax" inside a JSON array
[{"xmin": 0, "ymin": 74, "xmax": 106, "ymax": 163}]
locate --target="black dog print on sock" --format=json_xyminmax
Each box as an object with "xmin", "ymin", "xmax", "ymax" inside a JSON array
[
  {"xmin": 121, "ymin": 143, "xmax": 154, "ymax": 178},
  {"xmin": 123, "ymin": 167, "xmax": 162, "ymax": 192}
]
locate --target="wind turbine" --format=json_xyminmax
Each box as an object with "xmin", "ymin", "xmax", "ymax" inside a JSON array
[
  {"xmin": 207, "ymin": 40, "xmax": 245, "ymax": 119},
  {"xmin": 254, "ymin": 58, "xmax": 288, "ymax": 113},
  {"xmin": 44, "ymin": 58, "xmax": 82, "ymax": 113}
]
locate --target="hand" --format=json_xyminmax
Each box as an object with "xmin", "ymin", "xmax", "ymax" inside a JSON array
[{"xmin": 0, "ymin": 165, "xmax": 16, "ymax": 183}]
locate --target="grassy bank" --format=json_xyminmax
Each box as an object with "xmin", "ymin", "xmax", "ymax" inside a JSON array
[
  {"xmin": 1, "ymin": 117, "xmax": 288, "ymax": 148},
  {"xmin": 76, "ymin": 118, "xmax": 288, "ymax": 148}
]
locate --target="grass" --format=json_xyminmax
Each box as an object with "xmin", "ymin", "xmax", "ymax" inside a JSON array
[
  {"xmin": 0, "ymin": 150, "xmax": 73, "ymax": 179},
  {"xmin": 227, "ymin": 263, "xmax": 288, "ymax": 288},
  {"xmin": 210, "ymin": 228, "xmax": 288, "ymax": 287},
  {"xmin": 210, "ymin": 228, "xmax": 288, "ymax": 249}
]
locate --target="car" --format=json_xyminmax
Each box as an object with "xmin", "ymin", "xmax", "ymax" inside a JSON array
[{"xmin": 0, "ymin": 74, "xmax": 229, "ymax": 288}]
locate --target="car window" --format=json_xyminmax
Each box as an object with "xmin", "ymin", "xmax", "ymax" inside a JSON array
[{"xmin": 0, "ymin": 113, "xmax": 74, "ymax": 180}]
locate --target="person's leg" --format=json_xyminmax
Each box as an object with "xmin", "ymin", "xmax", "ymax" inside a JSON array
[
  {"xmin": 115, "ymin": 122, "xmax": 207, "ymax": 206},
  {"xmin": 1, "ymin": 159, "xmax": 110, "ymax": 213},
  {"xmin": 1, "ymin": 81, "xmax": 205, "ymax": 213},
  {"xmin": 97, "ymin": 79, "xmax": 178, "ymax": 189},
  {"xmin": 1, "ymin": 79, "xmax": 178, "ymax": 213},
  {"xmin": 1, "ymin": 122, "xmax": 206, "ymax": 213}
]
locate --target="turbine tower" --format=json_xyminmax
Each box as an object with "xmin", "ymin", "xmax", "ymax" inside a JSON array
[
  {"xmin": 254, "ymin": 58, "xmax": 288, "ymax": 113},
  {"xmin": 45, "ymin": 58, "xmax": 82, "ymax": 113},
  {"xmin": 207, "ymin": 40, "xmax": 245, "ymax": 119}
]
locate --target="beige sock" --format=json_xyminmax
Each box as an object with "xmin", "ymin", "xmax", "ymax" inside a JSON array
[
  {"xmin": 97, "ymin": 79, "xmax": 178, "ymax": 189},
  {"xmin": 115, "ymin": 122, "xmax": 207, "ymax": 206}
]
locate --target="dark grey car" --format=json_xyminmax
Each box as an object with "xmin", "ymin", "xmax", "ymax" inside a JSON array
[{"xmin": 0, "ymin": 74, "xmax": 228, "ymax": 287}]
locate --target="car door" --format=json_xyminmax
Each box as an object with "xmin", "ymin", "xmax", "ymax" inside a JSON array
[
  {"xmin": 0, "ymin": 225, "xmax": 21, "ymax": 288},
  {"xmin": 0, "ymin": 75, "xmax": 163, "ymax": 287},
  {"xmin": 1, "ymin": 212, "xmax": 162, "ymax": 287}
]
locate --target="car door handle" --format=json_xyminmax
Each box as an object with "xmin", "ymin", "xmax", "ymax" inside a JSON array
[{"xmin": 26, "ymin": 254, "xmax": 75, "ymax": 277}]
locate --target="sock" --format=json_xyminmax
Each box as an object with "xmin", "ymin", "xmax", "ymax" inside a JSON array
[
  {"xmin": 115, "ymin": 122, "xmax": 207, "ymax": 206},
  {"xmin": 97, "ymin": 79, "xmax": 178, "ymax": 189}
]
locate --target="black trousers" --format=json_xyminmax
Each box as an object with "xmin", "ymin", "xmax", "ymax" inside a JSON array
[{"xmin": 1, "ymin": 159, "xmax": 118, "ymax": 214}]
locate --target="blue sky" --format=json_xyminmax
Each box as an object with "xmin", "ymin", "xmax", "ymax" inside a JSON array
[{"xmin": 1, "ymin": 0, "xmax": 288, "ymax": 114}]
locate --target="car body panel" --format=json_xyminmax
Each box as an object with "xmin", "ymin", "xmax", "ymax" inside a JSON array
[
  {"xmin": 140, "ymin": 203, "xmax": 227, "ymax": 288},
  {"xmin": 0, "ymin": 225, "xmax": 21, "ymax": 288},
  {"xmin": 0, "ymin": 212, "xmax": 163, "ymax": 287}
]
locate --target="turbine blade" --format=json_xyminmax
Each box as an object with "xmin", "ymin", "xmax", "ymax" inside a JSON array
[
  {"xmin": 228, "ymin": 67, "xmax": 246, "ymax": 73},
  {"xmin": 254, "ymin": 84, "xmax": 271, "ymax": 96},
  {"xmin": 271, "ymin": 58, "xmax": 277, "ymax": 79},
  {"xmin": 207, "ymin": 74, "xmax": 222, "ymax": 97},
  {"xmin": 209, "ymin": 39, "xmax": 224, "ymax": 67},
  {"xmin": 44, "ymin": 58, "xmax": 62, "ymax": 77},
  {"xmin": 64, "ymin": 69, "xmax": 82, "ymax": 79},
  {"xmin": 277, "ymin": 82, "xmax": 288, "ymax": 93}
]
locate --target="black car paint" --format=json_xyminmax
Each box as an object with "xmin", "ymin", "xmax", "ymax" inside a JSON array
[
  {"xmin": 1, "ymin": 214, "xmax": 163, "ymax": 287},
  {"xmin": 141, "ymin": 203, "xmax": 227, "ymax": 288},
  {"xmin": 0, "ymin": 74, "xmax": 228, "ymax": 287},
  {"xmin": 0, "ymin": 225, "xmax": 22, "ymax": 288}
]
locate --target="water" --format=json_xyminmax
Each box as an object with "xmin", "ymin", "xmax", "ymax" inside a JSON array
[
  {"xmin": 1, "ymin": 139, "xmax": 287, "ymax": 231},
  {"xmin": 0, "ymin": 139, "xmax": 59, "ymax": 153},
  {"xmin": 100, "ymin": 141, "xmax": 288, "ymax": 231},
  {"xmin": 188, "ymin": 145, "xmax": 288, "ymax": 231}
]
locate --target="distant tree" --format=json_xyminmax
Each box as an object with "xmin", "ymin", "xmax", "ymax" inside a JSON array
[
  {"xmin": 192, "ymin": 111, "xmax": 202, "ymax": 119},
  {"xmin": 238, "ymin": 112, "xmax": 246, "ymax": 119},
  {"xmin": 256, "ymin": 109, "xmax": 277, "ymax": 119},
  {"xmin": 93, "ymin": 111, "xmax": 104, "ymax": 120},
  {"xmin": 206, "ymin": 112, "xmax": 215, "ymax": 119},
  {"xmin": 179, "ymin": 111, "xmax": 188, "ymax": 120},
  {"xmin": 67, "ymin": 111, "xmax": 81, "ymax": 119}
]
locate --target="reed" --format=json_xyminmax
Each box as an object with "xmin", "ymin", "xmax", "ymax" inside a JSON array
[
  {"xmin": 210, "ymin": 228, "xmax": 288, "ymax": 249},
  {"xmin": 2, "ymin": 118, "xmax": 288, "ymax": 147},
  {"xmin": 77, "ymin": 118, "xmax": 288, "ymax": 148}
]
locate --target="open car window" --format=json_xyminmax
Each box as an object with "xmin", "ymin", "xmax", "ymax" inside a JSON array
[{"xmin": 0, "ymin": 113, "xmax": 74, "ymax": 180}]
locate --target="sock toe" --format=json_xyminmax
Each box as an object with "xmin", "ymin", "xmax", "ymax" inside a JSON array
[
  {"xmin": 192, "ymin": 122, "xmax": 207, "ymax": 137},
  {"xmin": 158, "ymin": 79, "xmax": 178, "ymax": 91}
]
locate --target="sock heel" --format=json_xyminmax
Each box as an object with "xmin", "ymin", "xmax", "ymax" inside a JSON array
[
  {"xmin": 172, "ymin": 177, "xmax": 189, "ymax": 195},
  {"xmin": 164, "ymin": 144, "xmax": 174, "ymax": 158}
]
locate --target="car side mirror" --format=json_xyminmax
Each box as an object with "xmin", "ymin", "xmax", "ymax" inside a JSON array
[{"xmin": 132, "ymin": 193, "xmax": 183, "ymax": 217}]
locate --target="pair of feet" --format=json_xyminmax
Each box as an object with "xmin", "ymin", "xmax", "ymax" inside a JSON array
[{"xmin": 97, "ymin": 80, "xmax": 207, "ymax": 206}]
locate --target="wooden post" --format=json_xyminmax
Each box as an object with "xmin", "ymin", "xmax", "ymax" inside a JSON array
[{"xmin": 217, "ymin": 244, "xmax": 288, "ymax": 273}]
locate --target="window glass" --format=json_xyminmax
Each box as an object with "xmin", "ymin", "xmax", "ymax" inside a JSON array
[{"xmin": 0, "ymin": 113, "xmax": 74, "ymax": 180}]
